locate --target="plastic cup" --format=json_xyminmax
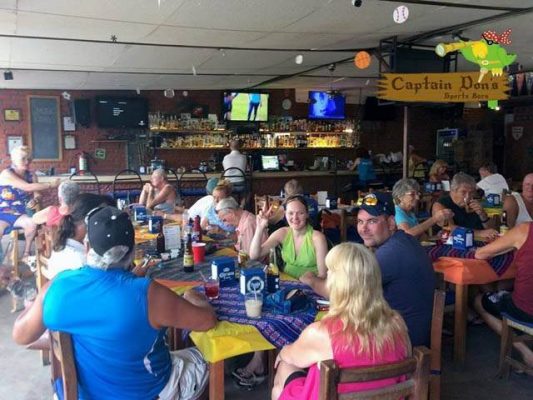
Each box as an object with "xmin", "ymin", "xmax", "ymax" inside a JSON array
[
  {"xmin": 204, "ymin": 278, "xmax": 220, "ymax": 300},
  {"xmin": 134, "ymin": 248, "xmax": 145, "ymax": 266},
  {"xmin": 245, "ymin": 292, "xmax": 263, "ymax": 319},
  {"xmin": 192, "ymin": 242, "xmax": 206, "ymax": 264}
]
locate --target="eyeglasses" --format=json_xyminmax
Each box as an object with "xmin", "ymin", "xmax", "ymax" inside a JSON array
[
  {"xmin": 404, "ymin": 191, "xmax": 421, "ymax": 198},
  {"xmin": 356, "ymin": 194, "xmax": 378, "ymax": 206}
]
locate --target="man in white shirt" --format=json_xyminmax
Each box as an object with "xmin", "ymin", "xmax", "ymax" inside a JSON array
[
  {"xmin": 187, "ymin": 177, "xmax": 219, "ymax": 220},
  {"xmin": 477, "ymin": 162, "xmax": 509, "ymax": 196},
  {"xmin": 222, "ymin": 139, "xmax": 247, "ymax": 185}
]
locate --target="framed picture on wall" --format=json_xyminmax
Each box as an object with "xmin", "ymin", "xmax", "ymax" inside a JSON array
[
  {"xmin": 4, "ymin": 109, "xmax": 21, "ymax": 121},
  {"xmin": 7, "ymin": 136, "xmax": 23, "ymax": 154}
]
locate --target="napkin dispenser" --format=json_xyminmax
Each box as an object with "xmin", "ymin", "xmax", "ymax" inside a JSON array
[
  {"xmin": 452, "ymin": 227, "xmax": 474, "ymax": 250},
  {"xmin": 240, "ymin": 267, "xmax": 266, "ymax": 295},
  {"xmin": 211, "ymin": 257, "xmax": 236, "ymax": 287}
]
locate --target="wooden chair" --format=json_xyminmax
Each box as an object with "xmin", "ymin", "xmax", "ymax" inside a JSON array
[
  {"xmin": 498, "ymin": 314, "xmax": 533, "ymax": 378},
  {"xmin": 429, "ymin": 273, "xmax": 446, "ymax": 400},
  {"xmin": 50, "ymin": 331, "xmax": 78, "ymax": 400},
  {"xmin": 319, "ymin": 346, "xmax": 430, "ymax": 400},
  {"xmin": 8, "ymin": 228, "xmax": 24, "ymax": 279}
]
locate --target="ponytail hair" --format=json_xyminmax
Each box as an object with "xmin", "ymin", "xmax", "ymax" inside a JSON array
[{"xmin": 52, "ymin": 193, "xmax": 115, "ymax": 252}]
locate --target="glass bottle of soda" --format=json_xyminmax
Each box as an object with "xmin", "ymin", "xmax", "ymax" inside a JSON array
[
  {"xmin": 156, "ymin": 221, "xmax": 166, "ymax": 255},
  {"xmin": 500, "ymin": 211, "xmax": 509, "ymax": 235},
  {"xmin": 237, "ymin": 234, "xmax": 248, "ymax": 269},
  {"xmin": 183, "ymin": 234, "xmax": 194, "ymax": 272},
  {"xmin": 192, "ymin": 215, "xmax": 202, "ymax": 242},
  {"xmin": 267, "ymin": 248, "xmax": 280, "ymax": 293}
]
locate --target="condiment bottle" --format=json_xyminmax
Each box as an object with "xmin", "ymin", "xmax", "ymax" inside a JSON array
[
  {"xmin": 156, "ymin": 221, "xmax": 166, "ymax": 254},
  {"xmin": 183, "ymin": 234, "xmax": 194, "ymax": 272},
  {"xmin": 500, "ymin": 211, "xmax": 509, "ymax": 235}
]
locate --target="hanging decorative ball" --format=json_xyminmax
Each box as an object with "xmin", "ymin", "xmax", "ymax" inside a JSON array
[
  {"xmin": 393, "ymin": 5, "xmax": 409, "ymax": 24},
  {"xmin": 354, "ymin": 51, "xmax": 371, "ymax": 69},
  {"xmin": 295, "ymin": 54, "xmax": 304, "ymax": 64}
]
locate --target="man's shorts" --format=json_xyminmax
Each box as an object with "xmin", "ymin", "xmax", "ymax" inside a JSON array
[
  {"xmin": 481, "ymin": 291, "xmax": 533, "ymax": 323},
  {"xmin": 158, "ymin": 347, "xmax": 209, "ymax": 400}
]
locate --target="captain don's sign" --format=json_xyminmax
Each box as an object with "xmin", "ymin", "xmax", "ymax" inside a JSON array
[{"xmin": 377, "ymin": 72, "xmax": 509, "ymax": 102}]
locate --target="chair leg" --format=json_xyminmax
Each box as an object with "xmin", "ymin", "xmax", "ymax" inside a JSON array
[
  {"xmin": 267, "ymin": 348, "xmax": 278, "ymax": 391},
  {"xmin": 41, "ymin": 349, "xmax": 51, "ymax": 366},
  {"xmin": 498, "ymin": 318, "xmax": 512, "ymax": 379},
  {"xmin": 10, "ymin": 230, "xmax": 20, "ymax": 279}
]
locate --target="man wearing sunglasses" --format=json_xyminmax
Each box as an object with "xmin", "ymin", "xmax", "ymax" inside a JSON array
[{"xmin": 356, "ymin": 192, "xmax": 435, "ymax": 347}]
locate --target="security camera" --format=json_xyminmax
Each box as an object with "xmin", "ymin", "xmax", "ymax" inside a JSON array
[{"xmin": 351, "ymin": 0, "xmax": 362, "ymax": 7}]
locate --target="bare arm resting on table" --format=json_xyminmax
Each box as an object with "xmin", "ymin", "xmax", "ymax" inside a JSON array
[
  {"xmin": 148, "ymin": 282, "xmax": 217, "ymax": 332},
  {"xmin": 475, "ymin": 223, "xmax": 528, "ymax": 259}
]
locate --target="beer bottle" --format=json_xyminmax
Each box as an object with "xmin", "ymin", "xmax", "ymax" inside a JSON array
[
  {"xmin": 267, "ymin": 248, "xmax": 280, "ymax": 293},
  {"xmin": 237, "ymin": 234, "xmax": 248, "ymax": 269},
  {"xmin": 183, "ymin": 234, "xmax": 194, "ymax": 272},
  {"xmin": 156, "ymin": 221, "xmax": 166, "ymax": 254},
  {"xmin": 500, "ymin": 211, "xmax": 509, "ymax": 235},
  {"xmin": 192, "ymin": 215, "xmax": 202, "ymax": 242}
]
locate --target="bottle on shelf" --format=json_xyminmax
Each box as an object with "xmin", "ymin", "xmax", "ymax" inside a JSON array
[
  {"xmin": 183, "ymin": 233, "xmax": 194, "ymax": 272},
  {"xmin": 156, "ymin": 221, "xmax": 166, "ymax": 255}
]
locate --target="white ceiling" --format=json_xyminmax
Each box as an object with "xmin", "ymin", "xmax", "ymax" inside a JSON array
[{"xmin": 0, "ymin": 0, "xmax": 531, "ymax": 98}]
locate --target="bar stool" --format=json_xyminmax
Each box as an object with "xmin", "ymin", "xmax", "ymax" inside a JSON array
[
  {"xmin": 498, "ymin": 313, "xmax": 533, "ymax": 378},
  {"xmin": 177, "ymin": 169, "xmax": 208, "ymax": 208},
  {"xmin": 221, "ymin": 167, "xmax": 250, "ymax": 208},
  {"xmin": 111, "ymin": 169, "xmax": 143, "ymax": 205},
  {"xmin": 69, "ymin": 171, "xmax": 100, "ymax": 194}
]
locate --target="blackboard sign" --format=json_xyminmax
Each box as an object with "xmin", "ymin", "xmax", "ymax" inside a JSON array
[{"xmin": 28, "ymin": 96, "xmax": 62, "ymax": 160}]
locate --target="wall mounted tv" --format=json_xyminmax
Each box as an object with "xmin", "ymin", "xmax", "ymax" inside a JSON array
[
  {"xmin": 308, "ymin": 91, "xmax": 346, "ymax": 120},
  {"xmin": 95, "ymin": 97, "xmax": 148, "ymax": 128},
  {"xmin": 222, "ymin": 92, "xmax": 269, "ymax": 122}
]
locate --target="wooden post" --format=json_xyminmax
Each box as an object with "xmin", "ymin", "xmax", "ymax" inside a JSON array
[{"xmin": 403, "ymin": 105, "xmax": 409, "ymax": 179}]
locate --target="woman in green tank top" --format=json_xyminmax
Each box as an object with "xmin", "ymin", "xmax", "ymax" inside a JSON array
[
  {"xmin": 250, "ymin": 195, "xmax": 328, "ymax": 279},
  {"xmin": 234, "ymin": 195, "xmax": 328, "ymax": 388}
]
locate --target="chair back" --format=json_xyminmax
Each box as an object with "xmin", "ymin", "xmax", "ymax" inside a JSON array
[
  {"xmin": 221, "ymin": 167, "xmax": 251, "ymax": 209},
  {"xmin": 69, "ymin": 171, "xmax": 100, "ymax": 194},
  {"xmin": 178, "ymin": 169, "xmax": 208, "ymax": 208},
  {"xmin": 111, "ymin": 169, "xmax": 143, "ymax": 203},
  {"xmin": 50, "ymin": 331, "xmax": 78, "ymax": 400},
  {"xmin": 430, "ymin": 272, "xmax": 446, "ymax": 400},
  {"xmin": 319, "ymin": 346, "xmax": 430, "ymax": 400}
]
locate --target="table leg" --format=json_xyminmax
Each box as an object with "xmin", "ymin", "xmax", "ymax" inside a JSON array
[
  {"xmin": 209, "ymin": 360, "xmax": 225, "ymax": 400},
  {"xmin": 454, "ymin": 283, "xmax": 468, "ymax": 365}
]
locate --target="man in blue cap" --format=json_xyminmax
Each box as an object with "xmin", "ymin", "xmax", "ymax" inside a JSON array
[{"xmin": 356, "ymin": 192, "xmax": 435, "ymax": 347}]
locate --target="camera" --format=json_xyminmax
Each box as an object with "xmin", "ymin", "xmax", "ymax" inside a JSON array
[{"xmin": 351, "ymin": 0, "xmax": 362, "ymax": 7}]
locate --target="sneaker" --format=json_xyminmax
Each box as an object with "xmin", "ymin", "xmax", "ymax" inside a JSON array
[{"xmin": 231, "ymin": 368, "xmax": 267, "ymax": 388}]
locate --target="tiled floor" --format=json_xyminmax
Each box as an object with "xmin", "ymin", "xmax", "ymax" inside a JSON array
[{"xmin": 0, "ymin": 289, "xmax": 531, "ymax": 399}]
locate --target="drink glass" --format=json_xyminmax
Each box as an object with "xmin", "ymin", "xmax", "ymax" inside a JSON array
[
  {"xmin": 204, "ymin": 278, "xmax": 220, "ymax": 300},
  {"xmin": 134, "ymin": 248, "xmax": 145, "ymax": 266},
  {"xmin": 244, "ymin": 292, "xmax": 263, "ymax": 319}
]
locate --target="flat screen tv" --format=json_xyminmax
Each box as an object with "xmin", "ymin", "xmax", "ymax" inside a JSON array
[
  {"xmin": 95, "ymin": 96, "xmax": 148, "ymax": 128},
  {"xmin": 222, "ymin": 92, "xmax": 269, "ymax": 122},
  {"xmin": 308, "ymin": 91, "xmax": 345, "ymax": 120}
]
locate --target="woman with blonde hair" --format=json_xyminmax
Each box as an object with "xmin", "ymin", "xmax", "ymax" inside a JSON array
[
  {"xmin": 0, "ymin": 145, "xmax": 60, "ymax": 260},
  {"xmin": 428, "ymin": 159, "xmax": 450, "ymax": 183},
  {"xmin": 272, "ymin": 243, "xmax": 410, "ymax": 400}
]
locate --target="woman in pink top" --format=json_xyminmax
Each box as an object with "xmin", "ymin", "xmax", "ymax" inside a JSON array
[
  {"xmin": 475, "ymin": 222, "xmax": 533, "ymax": 368},
  {"xmin": 32, "ymin": 181, "xmax": 79, "ymax": 227},
  {"xmin": 272, "ymin": 242, "xmax": 411, "ymax": 400}
]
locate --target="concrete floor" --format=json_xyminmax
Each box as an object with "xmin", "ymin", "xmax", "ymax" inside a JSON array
[{"xmin": 0, "ymin": 289, "xmax": 531, "ymax": 400}]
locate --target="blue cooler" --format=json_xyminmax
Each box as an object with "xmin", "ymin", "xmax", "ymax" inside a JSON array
[
  {"xmin": 211, "ymin": 257, "xmax": 236, "ymax": 287},
  {"xmin": 452, "ymin": 227, "xmax": 474, "ymax": 251},
  {"xmin": 240, "ymin": 267, "xmax": 266, "ymax": 295}
]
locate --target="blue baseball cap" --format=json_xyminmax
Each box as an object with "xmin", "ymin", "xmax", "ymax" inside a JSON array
[{"xmin": 355, "ymin": 192, "xmax": 395, "ymax": 217}]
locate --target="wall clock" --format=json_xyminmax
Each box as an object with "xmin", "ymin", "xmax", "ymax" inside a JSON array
[{"xmin": 281, "ymin": 98, "xmax": 292, "ymax": 110}]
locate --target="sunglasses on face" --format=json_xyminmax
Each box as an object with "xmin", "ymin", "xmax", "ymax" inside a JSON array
[{"xmin": 356, "ymin": 194, "xmax": 379, "ymax": 206}]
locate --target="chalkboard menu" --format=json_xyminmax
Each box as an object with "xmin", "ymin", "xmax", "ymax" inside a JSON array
[{"xmin": 29, "ymin": 96, "xmax": 62, "ymax": 160}]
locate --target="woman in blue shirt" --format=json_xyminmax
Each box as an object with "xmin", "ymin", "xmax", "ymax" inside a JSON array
[{"xmin": 392, "ymin": 178, "xmax": 453, "ymax": 238}]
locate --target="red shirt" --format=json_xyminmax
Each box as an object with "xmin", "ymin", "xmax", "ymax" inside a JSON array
[
  {"xmin": 512, "ymin": 222, "xmax": 533, "ymax": 316},
  {"xmin": 46, "ymin": 206, "xmax": 63, "ymax": 227}
]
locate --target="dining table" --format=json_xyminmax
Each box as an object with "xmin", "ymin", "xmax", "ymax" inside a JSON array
[
  {"xmin": 425, "ymin": 242, "xmax": 516, "ymax": 366},
  {"xmin": 135, "ymin": 226, "xmax": 321, "ymax": 400}
]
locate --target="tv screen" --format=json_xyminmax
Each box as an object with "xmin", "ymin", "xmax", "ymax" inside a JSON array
[
  {"xmin": 308, "ymin": 91, "xmax": 345, "ymax": 120},
  {"xmin": 95, "ymin": 97, "xmax": 148, "ymax": 128},
  {"xmin": 394, "ymin": 48, "xmax": 446, "ymax": 73},
  {"xmin": 261, "ymin": 155, "xmax": 280, "ymax": 171},
  {"xmin": 222, "ymin": 92, "xmax": 269, "ymax": 122},
  {"xmin": 362, "ymin": 96, "xmax": 396, "ymax": 121}
]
